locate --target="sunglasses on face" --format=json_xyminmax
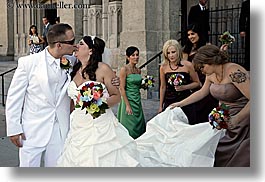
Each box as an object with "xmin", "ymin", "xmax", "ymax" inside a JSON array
[{"xmin": 53, "ymin": 38, "xmax": 75, "ymax": 45}]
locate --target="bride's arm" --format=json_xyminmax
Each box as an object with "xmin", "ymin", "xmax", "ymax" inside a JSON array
[
  {"xmin": 70, "ymin": 100, "xmax": 75, "ymax": 113},
  {"xmin": 100, "ymin": 63, "xmax": 121, "ymax": 107}
]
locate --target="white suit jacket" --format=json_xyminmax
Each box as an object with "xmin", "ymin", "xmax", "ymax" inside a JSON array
[{"xmin": 5, "ymin": 49, "xmax": 75, "ymax": 147}]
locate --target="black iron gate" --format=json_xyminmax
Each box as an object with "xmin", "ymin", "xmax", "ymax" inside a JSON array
[
  {"xmin": 181, "ymin": 1, "xmax": 246, "ymax": 66},
  {"xmin": 209, "ymin": 4, "xmax": 245, "ymax": 66}
]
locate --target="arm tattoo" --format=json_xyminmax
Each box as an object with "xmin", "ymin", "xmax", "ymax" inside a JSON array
[{"xmin": 229, "ymin": 69, "xmax": 247, "ymax": 83}]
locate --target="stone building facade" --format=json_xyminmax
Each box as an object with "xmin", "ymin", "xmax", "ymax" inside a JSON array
[{"xmin": 0, "ymin": 0, "xmax": 244, "ymax": 98}]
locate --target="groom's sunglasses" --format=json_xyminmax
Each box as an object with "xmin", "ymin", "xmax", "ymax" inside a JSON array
[{"xmin": 53, "ymin": 38, "xmax": 75, "ymax": 45}]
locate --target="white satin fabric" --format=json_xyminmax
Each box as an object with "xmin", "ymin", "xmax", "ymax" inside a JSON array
[
  {"xmin": 57, "ymin": 81, "xmax": 140, "ymax": 167},
  {"xmin": 57, "ymin": 81, "xmax": 225, "ymax": 167},
  {"xmin": 136, "ymin": 107, "xmax": 225, "ymax": 167}
]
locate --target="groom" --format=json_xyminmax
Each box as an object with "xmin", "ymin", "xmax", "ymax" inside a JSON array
[
  {"xmin": 6, "ymin": 24, "xmax": 120, "ymax": 167},
  {"xmin": 5, "ymin": 23, "xmax": 76, "ymax": 167}
]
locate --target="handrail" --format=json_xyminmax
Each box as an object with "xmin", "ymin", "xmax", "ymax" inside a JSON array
[
  {"xmin": 1, "ymin": 67, "xmax": 17, "ymax": 106},
  {"xmin": 139, "ymin": 51, "xmax": 162, "ymax": 69},
  {"xmin": 0, "ymin": 67, "xmax": 17, "ymax": 77}
]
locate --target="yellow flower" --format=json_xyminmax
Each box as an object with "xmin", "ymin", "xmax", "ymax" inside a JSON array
[
  {"xmin": 61, "ymin": 57, "xmax": 68, "ymax": 65},
  {"xmin": 148, "ymin": 80, "xmax": 152, "ymax": 85},
  {"xmin": 83, "ymin": 90, "xmax": 91, "ymax": 96},
  {"xmin": 86, "ymin": 103, "xmax": 100, "ymax": 114}
]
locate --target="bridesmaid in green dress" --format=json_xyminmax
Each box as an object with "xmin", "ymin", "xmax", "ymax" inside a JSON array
[{"xmin": 117, "ymin": 46, "xmax": 146, "ymax": 139}]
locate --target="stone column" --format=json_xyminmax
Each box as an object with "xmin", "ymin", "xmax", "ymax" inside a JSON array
[
  {"xmin": 83, "ymin": 11, "xmax": 89, "ymax": 36},
  {"xmin": 0, "ymin": 1, "xmax": 14, "ymax": 58},
  {"xmin": 86, "ymin": 10, "xmax": 92, "ymax": 36},
  {"xmin": 102, "ymin": 0, "xmax": 109, "ymax": 41},
  {"xmin": 17, "ymin": 1, "xmax": 26, "ymax": 56},
  {"xmin": 82, "ymin": 0, "xmax": 91, "ymax": 36},
  {"xmin": 24, "ymin": 0, "xmax": 32, "ymax": 55},
  {"xmin": 88, "ymin": 5, "xmax": 102, "ymax": 37},
  {"xmin": 108, "ymin": 1, "xmax": 122, "ymax": 48},
  {"xmin": 14, "ymin": 5, "xmax": 18, "ymax": 58}
]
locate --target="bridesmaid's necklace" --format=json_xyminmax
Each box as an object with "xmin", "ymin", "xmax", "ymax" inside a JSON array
[
  {"xmin": 169, "ymin": 62, "xmax": 178, "ymax": 71},
  {"xmin": 129, "ymin": 64, "xmax": 138, "ymax": 74},
  {"xmin": 216, "ymin": 64, "xmax": 224, "ymax": 83}
]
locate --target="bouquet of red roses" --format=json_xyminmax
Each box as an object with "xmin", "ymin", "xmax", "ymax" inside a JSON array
[
  {"xmin": 208, "ymin": 103, "xmax": 230, "ymax": 129},
  {"xmin": 141, "ymin": 75, "xmax": 155, "ymax": 90},
  {"xmin": 75, "ymin": 82, "xmax": 109, "ymax": 119}
]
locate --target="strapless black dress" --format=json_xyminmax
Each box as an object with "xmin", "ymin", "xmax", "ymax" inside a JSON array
[{"xmin": 163, "ymin": 72, "xmax": 196, "ymax": 123}]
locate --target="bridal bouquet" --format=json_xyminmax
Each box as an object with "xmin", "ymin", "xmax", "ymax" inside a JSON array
[
  {"xmin": 75, "ymin": 82, "xmax": 109, "ymax": 119},
  {"xmin": 219, "ymin": 31, "xmax": 236, "ymax": 45},
  {"xmin": 141, "ymin": 75, "xmax": 155, "ymax": 90},
  {"xmin": 168, "ymin": 73, "xmax": 184, "ymax": 86},
  {"xmin": 208, "ymin": 103, "xmax": 230, "ymax": 129}
]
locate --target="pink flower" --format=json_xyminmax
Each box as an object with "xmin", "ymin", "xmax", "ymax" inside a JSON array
[{"xmin": 93, "ymin": 91, "xmax": 101, "ymax": 100}]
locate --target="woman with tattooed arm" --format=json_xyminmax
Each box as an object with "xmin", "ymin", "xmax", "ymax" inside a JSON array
[{"xmin": 171, "ymin": 44, "xmax": 250, "ymax": 167}]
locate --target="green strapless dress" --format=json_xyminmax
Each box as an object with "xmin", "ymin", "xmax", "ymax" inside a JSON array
[{"xmin": 117, "ymin": 74, "xmax": 146, "ymax": 139}]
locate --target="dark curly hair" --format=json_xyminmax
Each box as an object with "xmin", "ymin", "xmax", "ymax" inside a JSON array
[
  {"xmin": 29, "ymin": 25, "xmax": 39, "ymax": 36},
  {"xmin": 70, "ymin": 36, "xmax": 105, "ymax": 81},
  {"xmin": 183, "ymin": 23, "xmax": 207, "ymax": 54}
]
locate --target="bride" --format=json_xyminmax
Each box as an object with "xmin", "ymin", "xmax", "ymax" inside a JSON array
[
  {"xmin": 57, "ymin": 36, "xmax": 140, "ymax": 167},
  {"xmin": 57, "ymin": 36, "xmax": 225, "ymax": 167}
]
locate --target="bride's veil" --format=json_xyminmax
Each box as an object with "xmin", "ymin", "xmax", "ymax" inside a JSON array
[{"xmin": 102, "ymin": 47, "xmax": 112, "ymax": 66}]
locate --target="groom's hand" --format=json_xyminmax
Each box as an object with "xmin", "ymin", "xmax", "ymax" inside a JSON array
[
  {"xmin": 10, "ymin": 133, "xmax": 26, "ymax": 148},
  {"xmin": 111, "ymin": 75, "xmax": 120, "ymax": 87}
]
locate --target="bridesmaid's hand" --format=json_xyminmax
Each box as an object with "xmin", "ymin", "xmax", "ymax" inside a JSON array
[
  {"xmin": 220, "ymin": 44, "xmax": 229, "ymax": 51},
  {"xmin": 227, "ymin": 116, "xmax": 237, "ymax": 130},
  {"xmin": 170, "ymin": 102, "xmax": 181, "ymax": 109},
  {"xmin": 158, "ymin": 106, "xmax": 163, "ymax": 113},
  {"xmin": 213, "ymin": 124, "xmax": 222, "ymax": 130},
  {"xmin": 126, "ymin": 105, "xmax": 133, "ymax": 115},
  {"xmin": 174, "ymin": 85, "xmax": 186, "ymax": 91}
]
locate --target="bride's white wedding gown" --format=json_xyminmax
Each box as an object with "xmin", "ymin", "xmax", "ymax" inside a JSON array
[{"xmin": 57, "ymin": 81, "xmax": 225, "ymax": 167}]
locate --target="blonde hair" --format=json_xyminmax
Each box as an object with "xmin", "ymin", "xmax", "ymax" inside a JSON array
[{"xmin": 162, "ymin": 39, "xmax": 182, "ymax": 64}]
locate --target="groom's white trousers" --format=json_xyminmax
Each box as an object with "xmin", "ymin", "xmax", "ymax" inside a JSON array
[{"xmin": 19, "ymin": 122, "xmax": 64, "ymax": 167}]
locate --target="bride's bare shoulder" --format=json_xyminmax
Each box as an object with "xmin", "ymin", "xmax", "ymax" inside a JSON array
[
  {"xmin": 98, "ymin": 62, "xmax": 112, "ymax": 71},
  {"xmin": 96, "ymin": 62, "xmax": 115, "ymax": 82}
]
